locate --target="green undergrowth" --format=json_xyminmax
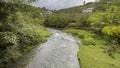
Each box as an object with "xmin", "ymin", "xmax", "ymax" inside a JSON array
[
  {"xmin": 0, "ymin": 23, "xmax": 50, "ymax": 67},
  {"xmin": 64, "ymin": 29, "xmax": 120, "ymax": 68},
  {"xmin": 0, "ymin": 5, "xmax": 51, "ymax": 67}
]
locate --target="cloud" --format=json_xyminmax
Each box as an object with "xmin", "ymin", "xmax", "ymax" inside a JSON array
[{"xmin": 33, "ymin": 0, "xmax": 95, "ymax": 10}]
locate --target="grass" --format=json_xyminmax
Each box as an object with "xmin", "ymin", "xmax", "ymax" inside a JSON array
[
  {"xmin": 64, "ymin": 29, "xmax": 120, "ymax": 68},
  {"xmin": 78, "ymin": 45, "xmax": 120, "ymax": 68}
]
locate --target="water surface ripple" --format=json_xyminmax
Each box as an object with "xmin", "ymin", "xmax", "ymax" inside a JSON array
[{"xmin": 26, "ymin": 28, "xmax": 81, "ymax": 68}]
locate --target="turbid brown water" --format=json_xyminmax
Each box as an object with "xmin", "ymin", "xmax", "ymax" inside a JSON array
[{"xmin": 11, "ymin": 28, "xmax": 81, "ymax": 68}]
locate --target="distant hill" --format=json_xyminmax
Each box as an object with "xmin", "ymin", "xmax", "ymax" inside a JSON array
[{"xmin": 54, "ymin": 2, "xmax": 95, "ymax": 13}]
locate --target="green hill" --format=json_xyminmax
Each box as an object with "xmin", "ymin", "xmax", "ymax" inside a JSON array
[{"xmin": 54, "ymin": 2, "xmax": 95, "ymax": 13}]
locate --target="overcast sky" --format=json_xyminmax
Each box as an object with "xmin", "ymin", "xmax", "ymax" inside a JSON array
[{"xmin": 33, "ymin": 0, "xmax": 96, "ymax": 10}]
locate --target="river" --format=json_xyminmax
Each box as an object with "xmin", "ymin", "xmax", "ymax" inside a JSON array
[{"xmin": 11, "ymin": 28, "xmax": 81, "ymax": 68}]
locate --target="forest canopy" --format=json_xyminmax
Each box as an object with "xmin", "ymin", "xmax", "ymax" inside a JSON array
[{"xmin": 0, "ymin": 0, "xmax": 37, "ymax": 3}]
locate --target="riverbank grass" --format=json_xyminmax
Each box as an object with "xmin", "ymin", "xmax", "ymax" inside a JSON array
[
  {"xmin": 64, "ymin": 29, "xmax": 120, "ymax": 68},
  {"xmin": 78, "ymin": 45, "xmax": 120, "ymax": 68}
]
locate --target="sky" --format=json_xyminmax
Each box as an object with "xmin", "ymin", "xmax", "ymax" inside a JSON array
[{"xmin": 33, "ymin": 0, "xmax": 96, "ymax": 10}]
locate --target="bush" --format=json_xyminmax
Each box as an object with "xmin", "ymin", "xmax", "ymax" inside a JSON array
[
  {"xmin": 102, "ymin": 26, "xmax": 120, "ymax": 37},
  {"xmin": 44, "ymin": 14, "xmax": 70, "ymax": 28},
  {"xmin": 3, "ymin": 45, "xmax": 21, "ymax": 63},
  {"xmin": 0, "ymin": 32, "xmax": 18, "ymax": 49},
  {"xmin": 65, "ymin": 29, "xmax": 94, "ymax": 39},
  {"xmin": 83, "ymin": 37, "xmax": 97, "ymax": 45},
  {"xmin": 102, "ymin": 25, "xmax": 120, "ymax": 44},
  {"xmin": 0, "ymin": 32, "xmax": 19, "ymax": 67},
  {"xmin": 76, "ymin": 13, "xmax": 90, "ymax": 27},
  {"xmin": 64, "ymin": 29, "xmax": 97, "ymax": 45},
  {"xmin": 44, "ymin": 13, "xmax": 91, "ymax": 28},
  {"xmin": 102, "ymin": 25, "xmax": 120, "ymax": 56},
  {"xmin": 88, "ymin": 5, "xmax": 120, "ymax": 31},
  {"xmin": 17, "ymin": 23, "xmax": 50, "ymax": 46},
  {"xmin": 0, "ymin": 4, "xmax": 50, "ymax": 67}
]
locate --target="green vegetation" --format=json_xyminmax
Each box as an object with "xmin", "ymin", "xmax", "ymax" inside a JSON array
[
  {"xmin": 44, "ymin": 13, "xmax": 91, "ymax": 28},
  {"xmin": 64, "ymin": 29, "xmax": 120, "ymax": 68},
  {"xmin": 88, "ymin": 3, "xmax": 120, "ymax": 52},
  {"xmin": 54, "ymin": 2, "xmax": 95, "ymax": 13},
  {"xmin": 0, "ymin": 1, "xmax": 50, "ymax": 68},
  {"xmin": 78, "ymin": 45, "xmax": 120, "ymax": 68},
  {"xmin": 43, "ymin": 1, "xmax": 120, "ymax": 67},
  {"xmin": 44, "ymin": 14, "xmax": 71, "ymax": 28},
  {"xmin": 60, "ymin": 2, "xmax": 120, "ymax": 67},
  {"xmin": 0, "ymin": 0, "xmax": 37, "ymax": 3},
  {"xmin": 1, "ymin": 0, "xmax": 120, "ymax": 68},
  {"xmin": 102, "ymin": 26, "xmax": 120, "ymax": 44},
  {"xmin": 64, "ymin": 29, "xmax": 104, "ymax": 46},
  {"xmin": 43, "ymin": 2, "xmax": 94, "ymax": 29}
]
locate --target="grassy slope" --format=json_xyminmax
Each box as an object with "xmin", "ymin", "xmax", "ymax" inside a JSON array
[
  {"xmin": 78, "ymin": 45, "xmax": 120, "ymax": 68},
  {"xmin": 64, "ymin": 29, "xmax": 120, "ymax": 68},
  {"xmin": 55, "ymin": 2, "xmax": 95, "ymax": 13}
]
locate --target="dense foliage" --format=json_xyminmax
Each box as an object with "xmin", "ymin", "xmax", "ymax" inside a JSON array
[
  {"xmin": 102, "ymin": 26, "xmax": 120, "ymax": 45},
  {"xmin": 44, "ymin": 13, "xmax": 91, "ymax": 28},
  {"xmin": 1, "ymin": 0, "xmax": 120, "ymax": 67},
  {"xmin": 88, "ymin": 3, "xmax": 120, "ymax": 53},
  {"xmin": 44, "ymin": 0, "xmax": 120, "ymax": 56},
  {"xmin": 0, "ymin": 0, "xmax": 37, "ymax": 3},
  {"xmin": 44, "ymin": 14, "xmax": 70, "ymax": 28},
  {"xmin": 0, "ymin": 2, "xmax": 50, "ymax": 68}
]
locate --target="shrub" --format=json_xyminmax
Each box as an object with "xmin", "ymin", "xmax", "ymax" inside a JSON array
[
  {"xmin": 65, "ymin": 29, "xmax": 98, "ymax": 46},
  {"xmin": 0, "ymin": 4, "xmax": 50, "ymax": 67},
  {"xmin": 44, "ymin": 14, "xmax": 70, "ymax": 28},
  {"xmin": 88, "ymin": 5, "xmax": 120, "ymax": 31},
  {"xmin": 102, "ymin": 26, "xmax": 120, "ymax": 37},
  {"xmin": 4, "ymin": 45, "xmax": 21, "ymax": 63},
  {"xmin": 17, "ymin": 23, "xmax": 50, "ymax": 46},
  {"xmin": 0, "ymin": 32, "xmax": 19, "ymax": 67},
  {"xmin": 83, "ymin": 37, "xmax": 97, "ymax": 45},
  {"xmin": 0, "ymin": 32, "xmax": 18, "ymax": 49},
  {"xmin": 65, "ymin": 29, "xmax": 94, "ymax": 39},
  {"xmin": 76, "ymin": 13, "xmax": 90, "ymax": 27},
  {"xmin": 102, "ymin": 25, "xmax": 120, "ymax": 44}
]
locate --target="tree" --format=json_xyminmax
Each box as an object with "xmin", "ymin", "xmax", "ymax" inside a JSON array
[
  {"xmin": 0, "ymin": 0, "xmax": 38, "ymax": 21},
  {"xmin": 0, "ymin": 0, "xmax": 38, "ymax": 4},
  {"xmin": 83, "ymin": 1, "xmax": 86, "ymax": 5}
]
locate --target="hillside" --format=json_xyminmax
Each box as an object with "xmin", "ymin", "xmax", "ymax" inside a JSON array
[{"xmin": 54, "ymin": 2, "xmax": 95, "ymax": 13}]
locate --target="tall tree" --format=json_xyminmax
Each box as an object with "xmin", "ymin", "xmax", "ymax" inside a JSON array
[
  {"xmin": 0, "ymin": 0, "xmax": 38, "ymax": 21},
  {"xmin": 0, "ymin": 0, "xmax": 38, "ymax": 4}
]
